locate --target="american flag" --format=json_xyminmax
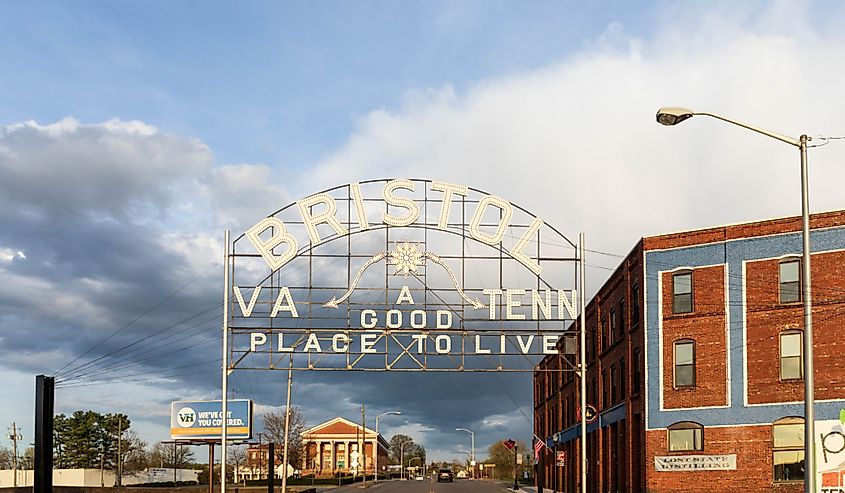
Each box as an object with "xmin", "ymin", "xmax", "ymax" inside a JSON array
[{"xmin": 533, "ymin": 435, "xmax": 547, "ymax": 461}]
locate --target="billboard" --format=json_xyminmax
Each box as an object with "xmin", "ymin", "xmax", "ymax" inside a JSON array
[{"xmin": 170, "ymin": 399, "xmax": 252, "ymax": 440}]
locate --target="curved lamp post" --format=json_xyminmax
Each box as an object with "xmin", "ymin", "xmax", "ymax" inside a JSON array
[
  {"xmin": 656, "ymin": 107, "xmax": 814, "ymax": 493},
  {"xmin": 407, "ymin": 457, "xmax": 420, "ymax": 478},
  {"xmin": 455, "ymin": 428, "xmax": 475, "ymax": 479},
  {"xmin": 374, "ymin": 411, "xmax": 400, "ymax": 483}
]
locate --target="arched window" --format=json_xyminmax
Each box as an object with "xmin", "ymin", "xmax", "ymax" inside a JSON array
[
  {"xmin": 674, "ymin": 339, "xmax": 695, "ymax": 388},
  {"xmin": 667, "ymin": 421, "xmax": 703, "ymax": 452},
  {"xmin": 779, "ymin": 258, "xmax": 802, "ymax": 304},
  {"xmin": 672, "ymin": 271, "xmax": 693, "ymax": 314},
  {"xmin": 773, "ymin": 417, "xmax": 804, "ymax": 482},
  {"xmin": 779, "ymin": 330, "xmax": 803, "ymax": 380}
]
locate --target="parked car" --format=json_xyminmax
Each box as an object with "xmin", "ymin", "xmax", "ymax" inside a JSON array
[{"xmin": 437, "ymin": 468, "xmax": 454, "ymax": 482}]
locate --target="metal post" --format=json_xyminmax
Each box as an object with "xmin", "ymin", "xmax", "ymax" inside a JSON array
[
  {"xmin": 268, "ymin": 442, "xmax": 275, "ymax": 493},
  {"xmin": 579, "ymin": 233, "xmax": 587, "ymax": 493},
  {"xmin": 221, "ymin": 230, "xmax": 230, "ymax": 493},
  {"xmin": 209, "ymin": 443, "xmax": 215, "ymax": 493},
  {"xmin": 800, "ymin": 135, "xmax": 815, "ymax": 493},
  {"xmin": 513, "ymin": 445, "xmax": 519, "ymax": 490},
  {"xmin": 281, "ymin": 355, "xmax": 293, "ymax": 493},
  {"xmin": 34, "ymin": 375, "xmax": 54, "ymax": 493}
]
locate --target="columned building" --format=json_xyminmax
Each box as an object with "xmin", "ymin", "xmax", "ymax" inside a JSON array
[
  {"xmin": 301, "ymin": 417, "xmax": 389, "ymax": 477},
  {"xmin": 534, "ymin": 210, "xmax": 845, "ymax": 492}
]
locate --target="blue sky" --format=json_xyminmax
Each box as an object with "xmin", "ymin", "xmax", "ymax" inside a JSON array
[
  {"xmin": 3, "ymin": 1, "xmax": 652, "ymax": 166},
  {"xmin": 3, "ymin": 0, "xmax": 845, "ymax": 464}
]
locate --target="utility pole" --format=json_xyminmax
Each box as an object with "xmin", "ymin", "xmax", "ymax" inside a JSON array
[
  {"xmin": 512, "ymin": 445, "xmax": 519, "ymax": 490},
  {"xmin": 281, "ymin": 354, "xmax": 293, "ymax": 493},
  {"xmin": 117, "ymin": 415, "xmax": 122, "ymax": 487},
  {"xmin": 9, "ymin": 423, "xmax": 22, "ymax": 488},
  {"xmin": 361, "ymin": 404, "xmax": 366, "ymax": 487}
]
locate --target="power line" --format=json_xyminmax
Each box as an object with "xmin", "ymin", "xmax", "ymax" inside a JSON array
[{"xmin": 54, "ymin": 262, "xmax": 219, "ymax": 378}]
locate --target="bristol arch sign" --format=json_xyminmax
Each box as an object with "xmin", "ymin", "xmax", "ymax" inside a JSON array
[{"xmin": 223, "ymin": 178, "xmax": 584, "ymax": 373}]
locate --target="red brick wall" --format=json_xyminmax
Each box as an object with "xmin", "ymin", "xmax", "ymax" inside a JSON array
[
  {"xmin": 645, "ymin": 425, "xmax": 802, "ymax": 493},
  {"xmin": 661, "ymin": 265, "xmax": 728, "ymax": 409},
  {"xmin": 643, "ymin": 210, "xmax": 845, "ymax": 251},
  {"xmin": 745, "ymin": 250, "xmax": 845, "ymax": 404}
]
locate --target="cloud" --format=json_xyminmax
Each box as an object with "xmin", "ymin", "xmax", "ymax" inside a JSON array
[
  {"xmin": 306, "ymin": 2, "xmax": 845, "ymax": 279},
  {"xmin": 5, "ymin": 1, "xmax": 845, "ymax": 463}
]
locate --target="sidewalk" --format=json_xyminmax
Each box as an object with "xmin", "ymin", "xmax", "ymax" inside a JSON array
[{"xmin": 497, "ymin": 481, "xmax": 539, "ymax": 493}]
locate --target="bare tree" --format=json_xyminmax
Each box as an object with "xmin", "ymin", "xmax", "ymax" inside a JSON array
[
  {"xmin": 263, "ymin": 407, "xmax": 306, "ymax": 471},
  {"xmin": 148, "ymin": 442, "xmax": 194, "ymax": 469},
  {"xmin": 0, "ymin": 447, "xmax": 13, "ymax": 469},
  {"xmin": 120, "ymin": 433, "xmax": 148, "ymax": 478},
  {"xmin": 228, "ymin": 445, "xmax": 247, "ymax": 484}
]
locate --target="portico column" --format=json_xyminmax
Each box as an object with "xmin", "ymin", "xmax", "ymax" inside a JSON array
[
  {"xmin": 346, "ymin": 441, "xmax": 351, "ymax": 472},
  {"xmin": 330, "ymin": 441, "xmax": 336, "ymax": 474}
]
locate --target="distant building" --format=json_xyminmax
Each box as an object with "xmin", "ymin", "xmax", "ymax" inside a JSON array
[
  {"xmin": 534, "ymin": 210, "xmax": 845, "ymax": 492},
  {"xmin": 238, "ymin": 444, "xmax": 295, "ymax": 482},
  {"xmin": 301, "ymin": 417, "xmax": 389, "ymax": 477}
]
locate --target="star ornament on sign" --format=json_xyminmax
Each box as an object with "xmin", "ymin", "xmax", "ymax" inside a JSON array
[{"xmin": 389, "ymin": 241, "xmax": 424, "ymax": 276}]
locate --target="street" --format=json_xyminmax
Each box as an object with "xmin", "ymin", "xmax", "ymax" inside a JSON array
[{"xmin": 328, "ymin": 479, "xmax": 515, "ymax": 493}]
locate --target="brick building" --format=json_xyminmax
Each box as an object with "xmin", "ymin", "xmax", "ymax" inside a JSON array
[
  {"xmin": 300, "ymin": 417, "xmax": 389, "ymax": 477},
  {"xmin": 534, "ymin": 210, "xmax": 845, "ymax": 492}
]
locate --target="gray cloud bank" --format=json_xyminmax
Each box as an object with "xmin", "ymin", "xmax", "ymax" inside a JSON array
[{"xmin": 4, "ymin": 2, "xmax": 845, "ymax": 460}]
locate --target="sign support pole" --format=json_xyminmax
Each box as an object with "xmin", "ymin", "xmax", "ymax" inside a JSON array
[
  {"xmin": 579, "ymin": 233, "xmax": 587, "ymax": 493},
  {"xmin": 221, "ymin": 230, "xmax": 230, "ymax": 493},
  {"xmin": 281, "ymin": 354, "xmax": 293, "ymax": 492}
]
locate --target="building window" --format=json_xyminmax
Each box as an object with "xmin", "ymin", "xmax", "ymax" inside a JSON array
[
  {"xmin": 674, "ymin": 340, "xmax": 695, "ymax": 388},
  {"xmin": 610, "ymin": 365, "xmax": 617, "ymax": 403},
  {"xmin": 632, "ymin": 349, "xmax": 641, "ymax": 395},
  {"xmin": 602, "ymin": 312, "xmax": 609, "ymax": 349},
  {"xmin": 773, "ymin": 417, "xmax": 804, "ymax": 482},
  {"xmin": 632, "ymin": 283, "xmax": 640, "ymax": 327},
  {"xmin": 610, "ymin": 308, "xmax": 617, "ymax": 342},
  {"xmin": 780, "ymin": 331, "xmax": 803, "ymax": 380},
  {"xmin": 779, "ymin": 259, "xmax": 801, "ymax": 304},
  {"xmin": 619, "ymin": 299, "xmax": 626, "ymax": 334},
  {"xmin": 620, "ymin": 358, "xmax": 626, "ymax": 399},
  {"xmin": 672, "ymin": 271, "xmax": 693, "ymax": 314},
  {"xmin": 668, "ymin": 422, "xmax": 703, "ymax": 452},
  {"xmin": 602, "ymin": 370, "xmax": 608, "ymax": 408}
]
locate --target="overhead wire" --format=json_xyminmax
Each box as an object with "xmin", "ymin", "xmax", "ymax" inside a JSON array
[{"xmin": 54, "ymin": 261, "xmax": 220, "ymax": 379}]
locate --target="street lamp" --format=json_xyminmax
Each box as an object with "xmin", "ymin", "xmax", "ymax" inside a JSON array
[
  {"xmin": 374, "ymin": 411, "xmax": 401, "ymax": 483},
  {"xmin": 455, "ymin": 428, "xmax": 475, "ymax": 479},
  {"xmin": 656, "ymin": 107, "xmax": 815, "ymax": 493},
  {"xmin": 399, "ymin": 441, "xmax": 412, "ymax": 481},
  {"xmin": 408, "ymin": 457, "xmax": 420, "ymax": 478}
]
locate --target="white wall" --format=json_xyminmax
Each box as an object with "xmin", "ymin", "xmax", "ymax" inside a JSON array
[{"xmin": 0, "ymin": 468, "xmax": 199, "ymax": 487}]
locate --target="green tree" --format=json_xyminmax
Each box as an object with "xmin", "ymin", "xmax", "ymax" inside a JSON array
[
  {"xmin": 53, "ymin": 410, "xmax": 131, "ymax": 470},
  {"xmin": 485, "ymin": 439, "xmax": 526, "ymax": 480},
  {"xmin": 387, "ymin": 434, "xmax": 424, "ymax": 466}
]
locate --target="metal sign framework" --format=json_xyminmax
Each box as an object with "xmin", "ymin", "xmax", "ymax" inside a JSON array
[
  {"xmin": 224, "ymin": 179, "xmax": 583, "ymax": 373},
  {"xmin": 218, "ymin": 178, "xmax": 590, "ymax": 493}
]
